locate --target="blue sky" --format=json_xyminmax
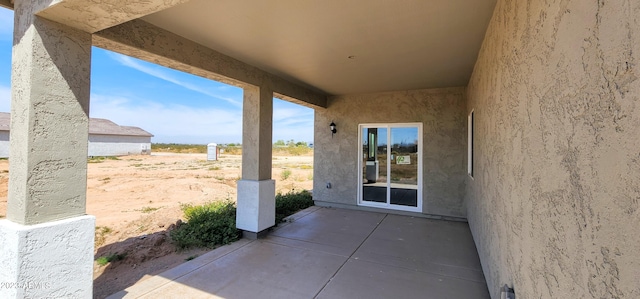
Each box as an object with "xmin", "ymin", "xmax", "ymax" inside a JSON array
[{"xmin": 0, "ymin": 8, "xmax": 314, "ymax": 144}]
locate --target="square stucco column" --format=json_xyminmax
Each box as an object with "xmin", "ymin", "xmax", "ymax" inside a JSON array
[
  {"xmin": 0, "ymin": 216, "xmax": 95, "ymax": 298},
  {"xmin": 236, "ymin": 84, "xmax": 275, "ymax": 236},
  {"xmin": 0, "ymin": 2, "xmax": 95, "ymax": 298}
]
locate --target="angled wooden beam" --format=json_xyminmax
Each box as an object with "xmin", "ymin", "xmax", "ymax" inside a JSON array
[{"xmin": 94, "ymin": 19, "xmax": 327, "ymax": 109}]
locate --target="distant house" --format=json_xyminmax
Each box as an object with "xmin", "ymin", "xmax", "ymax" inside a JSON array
[
  {"xmin": 0, "ymin": 113, "xmax": 9, "ymax": 158},
  {"xmin": 0, "ymin": 112, "xmax": 153, "ymax": 157},
  {"xmin": 88, "ymin": 118, "xmax": 154, "ymax": 156}
]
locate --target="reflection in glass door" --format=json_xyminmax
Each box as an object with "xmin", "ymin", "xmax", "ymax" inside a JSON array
[
  {"xmin": 359, "ymin": 124, "xmax": 422, "ymax": 212},
  {"xmin": 361, "ymin": 127, "xmax": 387, "ymax": 204}
]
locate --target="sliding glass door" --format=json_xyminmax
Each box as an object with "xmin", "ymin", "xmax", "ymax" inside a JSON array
[{"xmin": 359, "ymin": 123, "xmax": 422, "ymax": 212}]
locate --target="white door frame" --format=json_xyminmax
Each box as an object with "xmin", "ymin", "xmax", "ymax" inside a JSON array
[{"xmin": 357, "ymin": 123, "xmax": 423, "ymax": 212}]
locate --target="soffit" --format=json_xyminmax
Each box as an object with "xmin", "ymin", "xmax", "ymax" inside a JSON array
[{"xmin": 142, "ymin": 0, "xmax": 497, "ymax": 95}]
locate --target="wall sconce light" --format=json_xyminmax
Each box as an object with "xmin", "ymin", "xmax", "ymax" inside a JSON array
[{"xmin": 330, "ymin": 121, "xmax": 337, "ymax": 137}]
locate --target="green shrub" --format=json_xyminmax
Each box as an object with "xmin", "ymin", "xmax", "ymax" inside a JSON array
[
  {"xmin": 96, "ymin": 252, "xmax": 126, "ymax": 266},
  {"xmin": 281, "ymin": 169, "xmax": 292, "ymax": 180},
  {"xmin": 170, "ymin": 191, "xmax": 313, "ymax": 250},
  {"xmin": 275, "ymin": 190, "xmax": 314, "ymax": 224},
  {"xmin": 171, "ymin": 201, "xmax": 240, "ymax": 250}
]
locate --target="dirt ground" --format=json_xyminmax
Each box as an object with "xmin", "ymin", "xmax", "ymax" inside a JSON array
[{"xmin": 0, "ymin": 153, "xmax": 313, "ymax": 299}]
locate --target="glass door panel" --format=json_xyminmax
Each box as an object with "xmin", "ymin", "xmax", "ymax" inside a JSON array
[
  {"xmin": 389, "ymin": 127, "xmax": 418, "ymax": 207},
  {"xmin": 362, "ymin": 127, "xmax": 387, "ymax": 203},
  {"xmin": 359, "ymin": 124, "xmax": 421, "ymax": 212}
]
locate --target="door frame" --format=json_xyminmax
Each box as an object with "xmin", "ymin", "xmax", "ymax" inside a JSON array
[{"xmin": 357, "ymin": 123, "xmax": 423, "ymax": 212}]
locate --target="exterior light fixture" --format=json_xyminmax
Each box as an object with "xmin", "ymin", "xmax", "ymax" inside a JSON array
[{"xmin": 330, "ymin": 121, "xmax": 337, "ymax": 137}]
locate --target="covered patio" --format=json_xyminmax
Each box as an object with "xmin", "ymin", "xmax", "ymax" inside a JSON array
[
  {"xmin": 0, "ymin": 0, "xmax": 638, "ymax": 298},
  {"xmin": 108, "ymin": 207, "xmax": 488, "ymax": 298}
]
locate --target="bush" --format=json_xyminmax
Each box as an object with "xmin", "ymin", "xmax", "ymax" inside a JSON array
[
  {"xmin": 170, "ymin": 190, "xmax": 314, "ymax": 250},
  {"xmin": 281, "ymin": 169, "xmax": 292, "ymax": 180},
  {"xmin": 96, "ymin": 252, "xmax": 126, "ymax": 266},
  {"xmin": 170, "ymin": 201, "xmax": 241, "ymax": 250},
  {"xmin": 275, "ymin": 190, "xmax": 314, "ymax": 224}
]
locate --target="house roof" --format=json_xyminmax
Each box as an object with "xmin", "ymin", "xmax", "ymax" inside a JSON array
[
  {"xmin": 0, "ymin": 112, "xmax": 153, "ymax": 137},
  {"xmin": 89, "ymin": 118, "xmax": 154, "ymax": 137}
]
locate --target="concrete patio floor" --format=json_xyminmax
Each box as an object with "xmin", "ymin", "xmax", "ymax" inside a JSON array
[{"xmin": 107, "ymin": 207, "xmax": 489, "ymax": 299}]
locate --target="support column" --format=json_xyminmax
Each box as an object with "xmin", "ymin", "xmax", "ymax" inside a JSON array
[
  {"xmin": 236, "ymin": 84, "xmax": 275, "ymax": 238},
  {"xmin": 0, "ymin": 1, "xmax": 94, "ymax": 298}
]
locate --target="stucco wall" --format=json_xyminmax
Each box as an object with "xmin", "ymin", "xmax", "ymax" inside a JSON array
[
  {"xmin": 466, "ymin": 0, "xmax": 640, "ymax": 298},
  {"xmin": 314, "ymin": 87, "xmax": 467, "ymax": 218},
  {"xmin": 88, "ymin": 135, "xmax": 151, "ymax": 156}
]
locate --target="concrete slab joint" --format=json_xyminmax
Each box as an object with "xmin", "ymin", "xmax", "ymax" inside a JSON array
[
  {"xmin": 236, "ymin": 179, "xmax": 275, "ymax": 233},
  {"xmin": 0, "ymin": 215, "xmax": 95, "ymax": 299}
]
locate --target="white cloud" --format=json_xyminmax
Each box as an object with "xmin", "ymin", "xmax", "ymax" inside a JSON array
[
  {"xmin": 272, "ymin": 106, "xmax": 314, "ymax": 143},
  {"xmin": 90, "ymin": 93, "xmax": 243, "ymax": 144},
  {"xmin": 274, "ymin": 107, "xmax": 312, "ymax": 124},
  {"xmin": 107, "ymin": 52, "xmax": 242, "ymax": 107},
  {"xmin": 0, "ymin": 86, "xmax": 314, "ymax": 143}
]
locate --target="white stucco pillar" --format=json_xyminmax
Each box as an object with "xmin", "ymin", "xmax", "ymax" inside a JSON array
[
  {"xmin": 236, "ymin": 84, "xmax": 275, "ymax": 237},
  {"xmin": 0, "ymin": 1, "xmax": 94, "ymax": 298}
]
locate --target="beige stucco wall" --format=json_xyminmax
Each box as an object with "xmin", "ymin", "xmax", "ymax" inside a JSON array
[
  {"xmin": 314, "ymin": 87, "xmax": 467, "ymax": 218},
  {"xmin": 466, "ymin": 0, "xmax": 640, "ymax": 298}
]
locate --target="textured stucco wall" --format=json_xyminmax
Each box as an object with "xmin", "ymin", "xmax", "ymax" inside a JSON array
[
  {"xmin": 466, "ymin": 0, "xmax": 640, "ymax": 298},
  {"xmin": 88, "ymin": 135, "xmax": 151, "ymax": 156},
  {"xmin": 9, "ymin": 7, "xmax": 91, "ymax": 225},
  {"xmin": 0, "ymin": 215, "xmax": 95, "ymax": 298},
  {"xmin": 314, "ymin": 87, "xmax": 467, "ymax": 218}
]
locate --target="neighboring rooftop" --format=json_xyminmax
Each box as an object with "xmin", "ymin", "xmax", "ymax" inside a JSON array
[
  {"xmin": 89, "ymin": 118, "xmax": 154, "ymax": 137},
  {"xmin": 0, "ymin": 112, "xmax": 153, "ymax": 137}
]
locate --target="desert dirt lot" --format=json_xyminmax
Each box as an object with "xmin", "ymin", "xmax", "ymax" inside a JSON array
[{"xmin": 0, "ymin": 153, "xmax": 313, "ymax": 299}]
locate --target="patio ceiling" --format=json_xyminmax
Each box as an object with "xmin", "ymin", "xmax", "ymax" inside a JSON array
[{"xmin": 142, "ymin": 0, "xmax": 497, "ymax": 96}]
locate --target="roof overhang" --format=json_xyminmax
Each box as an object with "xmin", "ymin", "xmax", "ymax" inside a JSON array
[
  {"xmin": 141, "ymin": 0, "xmax": 497, "ymax": 95},
  {"xmin": 6, "ymin": 0, "xmax": 498, "ymax": 99}
]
